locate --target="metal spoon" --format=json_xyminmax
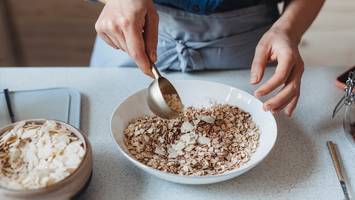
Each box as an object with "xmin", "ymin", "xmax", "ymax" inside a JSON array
[
  {"xmin": 327, "ymin": 141, "xmax": 351, "ymax": 200},
  {"xmin": 147, "ymin": 63, "xmax": 183, "ymax": 119}
]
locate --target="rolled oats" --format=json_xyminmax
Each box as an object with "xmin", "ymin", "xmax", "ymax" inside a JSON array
[
  {"xmin": 163, "ymin": 94, "xmax": 183, "ymax": 113},
  {"xmin": 124, "ymin": 104, "xmax": 260, "ymax": 176},
  {"xmin": 0, "ymin": 121, "xmax": 85, "ymax": 190}
]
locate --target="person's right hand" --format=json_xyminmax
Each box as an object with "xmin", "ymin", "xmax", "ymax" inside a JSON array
[{"xmin": 95, "ymin": 0, "xmax": 159, "ymax": 77}]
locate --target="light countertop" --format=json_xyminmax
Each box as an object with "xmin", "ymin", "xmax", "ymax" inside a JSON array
[{"xmin": 0, "ymin": 66, "xmax": 354, "ymax": 200}]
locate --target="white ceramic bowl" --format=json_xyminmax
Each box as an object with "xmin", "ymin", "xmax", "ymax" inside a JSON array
[
  {"xmin": 0, "ymin": 119, "xmax": 93, "ymax": 200},
  {"xmin": 111, "ymin": 80, "xmax": 277, "ymax": 185}
]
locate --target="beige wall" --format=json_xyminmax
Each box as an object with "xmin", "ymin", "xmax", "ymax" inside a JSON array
[
  {"xmin": 300, "ymin": 0, "xmax": 355, "ymax": 67},
  {"xmin": 0, "ymin": 0, "xmax": 354, "ymax": 67},
  {"xmin": 0, "ymin": 0, "xmax": 102, "ymax": 67}
]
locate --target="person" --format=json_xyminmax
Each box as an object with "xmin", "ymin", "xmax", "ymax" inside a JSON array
[{"xmin": 91, "ymin": 0, "xmax": 324, "ymax": 116}]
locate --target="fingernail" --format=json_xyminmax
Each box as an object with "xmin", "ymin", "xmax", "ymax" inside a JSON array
[{"xmin": 250, "ymin": 74, "xmax": 258, "ymax": 84}]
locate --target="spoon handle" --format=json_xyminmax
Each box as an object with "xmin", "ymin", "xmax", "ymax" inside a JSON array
[
  {"xmin": 151, "ymin": 63, "xmax": 162, "ymax": 79},
  {"xmin": 327, "ymin": 141, "xmax": 345, "ymax": 181}
]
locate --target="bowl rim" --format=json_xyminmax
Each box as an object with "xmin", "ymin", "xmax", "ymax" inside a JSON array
[
  {"xmin": 110, "ymin": 79, "xmax": 278, "ymax": 180},
  {"xmin": 0, "ymin": 119, "xmax": 92, "ymax": 194}
]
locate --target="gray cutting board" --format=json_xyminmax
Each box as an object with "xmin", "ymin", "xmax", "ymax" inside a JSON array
[{"xmin": 0, "ymin": 88, "xmax": 81, "ymax": 128}]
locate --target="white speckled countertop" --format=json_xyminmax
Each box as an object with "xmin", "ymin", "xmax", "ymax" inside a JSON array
[{"xmin": 0, "ymin": 66, "xmax": 354, "ymax": 200}]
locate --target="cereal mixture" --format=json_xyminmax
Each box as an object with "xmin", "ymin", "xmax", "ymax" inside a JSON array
[
  {"xmin": 164, "ymin": 94, "xmax": 183, "ymax": 113},
  {"xmin": 124, "ymin": 104, "xmax": 260, "ymax": 176},
  {"xmin": 0, "ymin": 121, "xmax": 85, "ymax": 190}
]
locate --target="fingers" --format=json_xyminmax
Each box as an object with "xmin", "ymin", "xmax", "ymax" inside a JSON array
[
  {"xmin": 96, "ymin": 19, "xmax": 127, "ymax": 51},
  {"xmin": 284, "ymin": 95, "xmax": 299, "ymax": 116},
  {"xmin": 96, "ymin": 14, "xmax": 154, "ymax": 77},
  {"xmin": 264, "ymin": 57, "xmax": 304, "ymax": 116},
  {"xmin": 123, "ymin": 22, "xmax": 154, "ymax": 77},
  {"xmin": 107, "ymin": 21, "xmax": 128, "ymax": 51},
  {"xmin": 98, "ymin": 32, "xmax": 118, "ymax": 49},
  {"xmin": 254, "ymin": 51, "xmax": 294, "ymax": 97},
  {"xmin": 144, "ymin": 10, "xmax": 159, "ymax": 63},
  {"xmin": 263, "ymin": 81, "xmax": 298, "ymax": 112},
  {"xmin": 250, "ymin": 43, "xmax": 269, "ymax": 84},
  {"xmin": 94, "ymin": 0, "xmax": 158, "ymax": 78},
  {"xmin": 283, "ymin": 59, "xmax": 304, "ymax": 116}
]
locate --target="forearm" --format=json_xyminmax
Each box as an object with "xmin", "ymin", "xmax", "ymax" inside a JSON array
[{"xmin": 272, "ymin": 0, "xmax": 325, "ymax": 44}]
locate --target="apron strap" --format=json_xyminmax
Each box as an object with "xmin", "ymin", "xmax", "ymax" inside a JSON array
[{"xmin": 157, "ymin": 33, "xmax": 210, "ymax": 72}]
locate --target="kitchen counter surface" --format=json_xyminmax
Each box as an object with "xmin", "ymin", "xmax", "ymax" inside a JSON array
[{"xmin": 0, "ymin": 66, "xmax": 354, "ymax": 200}]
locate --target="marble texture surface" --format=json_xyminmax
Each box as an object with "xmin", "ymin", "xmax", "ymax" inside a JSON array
[{"xmin": 0, "ymin": 66, "xmax": 354, "ymax": 200}]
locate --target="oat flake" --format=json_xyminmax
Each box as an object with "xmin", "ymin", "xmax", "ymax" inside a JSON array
[
  {"xmin": 124, "ymin": 104, "xmax": 260, "ymax": 176},
  {"xmin": 0, "ymin": 121, "xmax": 85, "ymax": 190}
]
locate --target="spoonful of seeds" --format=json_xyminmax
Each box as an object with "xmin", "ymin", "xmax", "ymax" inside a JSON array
[{"xmin": 147, "ymin": 63, "xmax": 184, "ymax": 119}]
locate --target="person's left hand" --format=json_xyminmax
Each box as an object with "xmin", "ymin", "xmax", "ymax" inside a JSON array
[{"xmin": 250, "ymin": 27, "xmax": 304, "ymax": 117}]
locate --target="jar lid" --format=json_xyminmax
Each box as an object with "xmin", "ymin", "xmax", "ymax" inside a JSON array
[{"xmin": 333, "ymin": 71, "xmax": 355, "ymax": 118}]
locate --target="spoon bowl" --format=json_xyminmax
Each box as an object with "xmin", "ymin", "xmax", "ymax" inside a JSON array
[{"xmin": 147, "ymin": 64, "xmax": 183, "ymax": 119}]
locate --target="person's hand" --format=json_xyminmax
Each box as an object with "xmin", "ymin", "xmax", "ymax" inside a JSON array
[
  {"xmin": 250, "ymin": 27, "xmax": 304, "ymax": 116},
  {"xmin": 95, "ymin": 0, "xmax": 158, "ymax": 77}
]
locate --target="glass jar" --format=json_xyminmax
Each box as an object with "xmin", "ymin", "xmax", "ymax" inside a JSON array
[{"xmin": 343, "ymin": 102, "xmax": 355, "ymax": 146}]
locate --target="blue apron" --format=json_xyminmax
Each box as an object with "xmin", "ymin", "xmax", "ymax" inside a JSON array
[{"xmin": 90, "ymin": 3, "xmax": 279, "ymax": 71}]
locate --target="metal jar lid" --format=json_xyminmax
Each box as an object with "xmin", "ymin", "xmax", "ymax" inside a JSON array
[{"xmin": 333, "ymin": 71, "xmax": 355, "ymax": 118}]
